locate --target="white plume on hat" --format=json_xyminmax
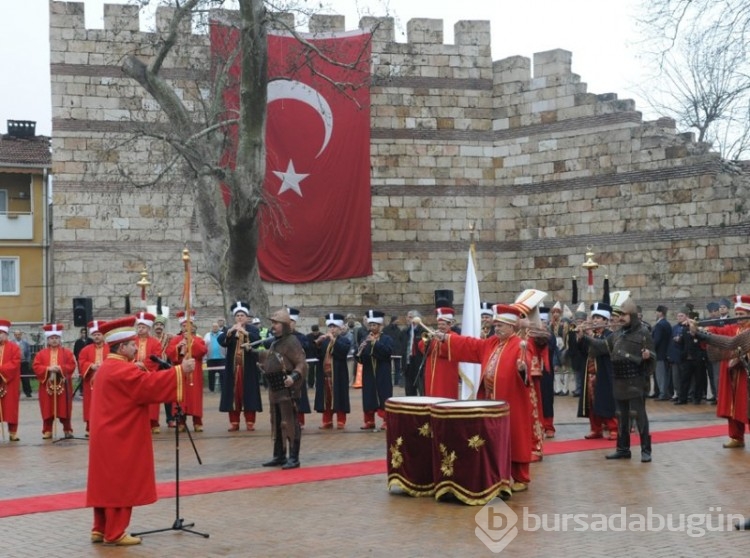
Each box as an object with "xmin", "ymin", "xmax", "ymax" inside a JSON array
[
  {"xmin": 513, "ymin": 289, "xmax": 548, "ymax": 326},
  {"xmin": 609, "ymin": 291, "xmax": 632, "ymax": 312}
]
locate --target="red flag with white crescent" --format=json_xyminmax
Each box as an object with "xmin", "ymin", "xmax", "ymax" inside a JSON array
[{"xmin": 210, "ymin": 22, "xmax": 373, "ymax": 283}]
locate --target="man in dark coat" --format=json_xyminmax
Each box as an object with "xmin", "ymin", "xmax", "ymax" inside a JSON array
[
  {"xmin": 401, "ymin": 310, "xmax": 426, "ymax": 396},
  {"xmin": 313, "ymin": 313, "xmax": 352, "ymax": 429},
  {"xmin": 218, "ymin": 301, "xmax": 262, "ymax": 431},
  {"xmin": 577, "ymin": 302, "xmax": 617, "ymax": 439},
  {"xmin": 356, "ymin": 310, "xmax": 394, "ymax": 430},
  {"xmin": 651, "ymin": 305, "xmax": 672, "ymax": 399}
]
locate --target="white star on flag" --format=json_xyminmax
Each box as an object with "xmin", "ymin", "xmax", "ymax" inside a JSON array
[{"xmin": 273, "ymin": 160, "xmax": 309, "ymax": 197}]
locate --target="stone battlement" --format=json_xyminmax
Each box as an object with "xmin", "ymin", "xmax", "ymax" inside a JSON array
[{"xmin": 48, "ymin": 1, "xmax": 749, "ymax": 330}]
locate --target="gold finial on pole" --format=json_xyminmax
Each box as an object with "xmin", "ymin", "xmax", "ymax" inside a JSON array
[
  {"xmin": 136, "ymin": 267, "xmax": 151, "ymax": 307},
  {"xmin": 581, "ymin": 247, "xmax": 599, "ymax": 304}
]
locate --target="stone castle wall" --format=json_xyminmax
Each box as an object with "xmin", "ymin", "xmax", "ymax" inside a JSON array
[{"xmin": 49, "ymin": 1, "xmax": 750, "ymax": 331}]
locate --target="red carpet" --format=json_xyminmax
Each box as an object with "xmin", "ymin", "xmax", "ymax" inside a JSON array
[
  {"xmin": 0, "ymin": 423, "xmax": 725, "ymax": 519},
  {"xmin": 544, "ymin": 423, "xmax": 726, "ymax": 455}
]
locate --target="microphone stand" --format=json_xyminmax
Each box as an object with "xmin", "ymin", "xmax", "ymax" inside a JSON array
[{"xmin": 132, "ymin": 357, "xmax": 209, "ymax": 539}]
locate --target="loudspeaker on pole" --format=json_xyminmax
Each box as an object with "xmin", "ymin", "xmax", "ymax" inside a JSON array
[
  {"xmin": 434, "ymin": 289, "xmax": 454, "ymax": 308},
  {"xmin": 73, "ymin": 297, "xmax": 93, "ymax": 327}
]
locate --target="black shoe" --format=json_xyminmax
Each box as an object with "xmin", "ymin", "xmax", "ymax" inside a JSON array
[
  {"xmin": 674, "ymin": 401, "xmax": 687, "ymax": 405},
  {"xmin": 281, "ymin": 458, "xmax": 300, "ymax": 470},
  {"xmin": 262, "ymin": 457, "xmax": 286, "ymax": 467},
  {"xmin": 641, "ymin": 452, "xmax": 652, "ymax": 463},
  {"xmin": 24, "ymin": 393, "xmax": 32, "ymax": 398},
  {"xmin": 605, "ymin": 451, "xmax": 632, "ymax": 460}
]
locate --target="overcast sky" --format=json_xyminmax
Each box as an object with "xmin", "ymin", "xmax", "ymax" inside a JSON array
[{"xmin": 0, "ymin": 0, "xmax": 655, "ymax": 136}]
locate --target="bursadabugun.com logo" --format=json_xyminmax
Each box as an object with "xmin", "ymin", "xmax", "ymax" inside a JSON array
[
  {"xmin": 476, "ymin": 503, "xmax": 744, "ymax": 553},
  {"xmin": 474, "ymin": 499, "xmax": 518, "ymax": 553}
]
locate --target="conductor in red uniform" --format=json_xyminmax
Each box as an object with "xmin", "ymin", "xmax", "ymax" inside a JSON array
[
  {"xmin": 32, "ymin": 324, "xmax": 77, "ymax": 439},
  {"xmin": 436, "ymin": 304, "xmax": 533, "ymax": 493},
  {"xmin": 86, "ymin": 315, "xmax": 196, "ymax": 546}
]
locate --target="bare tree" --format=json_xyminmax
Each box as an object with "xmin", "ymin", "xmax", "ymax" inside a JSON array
[
  {"xmin": 638, "ymin": 0, "xmax": 750, "ymax": 159},
  {"xmin": 117, "ymin": 0, "xmax": 375, "ymax": 315}
]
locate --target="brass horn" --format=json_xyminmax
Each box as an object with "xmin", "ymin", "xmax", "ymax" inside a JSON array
[{"xmin": 413, "ymin": 316, "xmax": 439, "ymax": 339}]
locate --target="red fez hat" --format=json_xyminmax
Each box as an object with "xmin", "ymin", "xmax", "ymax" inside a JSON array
[
  {"xmin": 42, "ymin": 323, "xmax": 65, "ymax": 338},
  {"xmin": 100, "ymin": 316, "xmax": 137, "ymax": 345},
  {"xmin": 435, "ymin": 307, "xmax": 455, "ymax": 322},
  {"xmin": 0, "ymin": 319, "xmax": 10, "ymax": 333},
  {"xmin": 735, "ymin": 295, "xmax": 750, "ymax": 313},
  {"xmin": 87, "ymin": 320, "xmax": 105, "ymax": 335},
  {"xmin": 134, "ymin": 312, "xmax": 156, "ymax": 328},
  {"xmin": 492, "ymin": 304, "xmax": 522, "ymax": 325},
  {"xmin": 176, "ymin": 310, "xmax": 196, "ymax": 324}
]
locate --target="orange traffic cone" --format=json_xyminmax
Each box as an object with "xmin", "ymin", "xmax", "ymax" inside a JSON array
[{"xmin": 353, "ymin": 363, "xmax": 363, "ymax": 388}]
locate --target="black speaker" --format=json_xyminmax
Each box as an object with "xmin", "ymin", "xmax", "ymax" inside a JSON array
[
  {"xmin": 434, "ymin": 289, "xmax": 454, "ymax": 308},
  {"xmin": 73, "ymin": 297, "xmax": 93, "ymax": 327}
]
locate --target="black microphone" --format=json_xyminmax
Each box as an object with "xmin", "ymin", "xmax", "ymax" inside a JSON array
[{"xmin": 149, "ymin": 355, "xmax": 172, "ymax": 370}]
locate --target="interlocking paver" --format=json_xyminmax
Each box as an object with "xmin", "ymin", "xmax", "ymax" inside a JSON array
[{"xmin": 1, "ymin": 385, "xmax": 747, "ymax": 557}]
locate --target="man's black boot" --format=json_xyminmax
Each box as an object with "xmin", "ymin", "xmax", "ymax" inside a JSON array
[
  {"xmin": 605, "ymin": 450, "xmax": 632, "ymax": 460},
  {"xmin": 282, "ymin": 438, "xmax": 301, "ymax": 469},
  {"xmin": 263, "ymin": 437, "xmax": 286, "ymax": 467},
  {"xmin": 641, "ymin": 434, "xmax": 652, "ymax": 462}
]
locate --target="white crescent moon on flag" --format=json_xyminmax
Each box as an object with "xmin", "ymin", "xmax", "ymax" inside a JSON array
[{"xmin": 267, "ymin": 78, "xmax": 333, "ymax": 158}]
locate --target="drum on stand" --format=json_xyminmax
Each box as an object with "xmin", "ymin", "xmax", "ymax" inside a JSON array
[
  {"xmin": 385, "ymin": 396, "xmax": 454, "ymax": 497},
  {"xmin": 430, "ymin": 399, "xmax": 512, "ymax": 505}
]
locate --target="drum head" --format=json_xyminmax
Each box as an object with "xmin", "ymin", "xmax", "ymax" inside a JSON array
[
  {"xmin": 387, "ymin": 396, "xmax": 454, "ymax": 406},
  {"xmin": 433, "ymin": 399, "xmax": 508, "ymax": 409}
]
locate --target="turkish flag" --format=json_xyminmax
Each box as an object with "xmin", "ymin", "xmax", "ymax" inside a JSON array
[{"xmin": 210, "ymin": 23, "xmax": 372, "ymax": 283}]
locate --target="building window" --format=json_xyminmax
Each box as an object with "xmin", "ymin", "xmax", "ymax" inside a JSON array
[
  {"xmin": 0, "ymin": 258, "xmax": 19, "ymax": 295},
  {"xmin": 0, "ymin": 190, "xmax": 6, "ymax": 213}
]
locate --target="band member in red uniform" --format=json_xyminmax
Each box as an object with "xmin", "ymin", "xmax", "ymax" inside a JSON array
[
  {"xmin": 314, "ymin": 313, "xmax": 351, "ymax": 429},
  {"xmin": 693, "ymin": 294, "xmax": 750, "ymax": 448},
  {"xmin": 132, "ymin": 312, "xmax": 163, "ymax": 433},
  {"xmin": 86, "ymin": 315, "xmax": 196, "ymax": 546},
  {"xmin": 33, "ymin": 324, "xmax": 77, "ymax": 439},
  {"xmin": 0, "ymin": 319, "xmax": 21, "ymax": 441},
  {"xmin": 166, "ymin": 310, "xmax": 207, "ymax": 432},
  {"xmin": 77, "ymin": 320, "xmax": 109, "ymax": 436},
  {"xmin": 512, "ymin": 289, "xmax": 552, "ymax": 460},
  {"xmin": 435, "ymin": 304, "xmax": 533, "ymax": 494},
  {"xmin": 418, "ymin": 307, "xmax": 459, "ymax": 399}
]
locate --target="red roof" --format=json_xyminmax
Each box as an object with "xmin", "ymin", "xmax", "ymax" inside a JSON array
[{"xmin": 0, "ymin": 135, "xmax": 51, "ymax": 168}]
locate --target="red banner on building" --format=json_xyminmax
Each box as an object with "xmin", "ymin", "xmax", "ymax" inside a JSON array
[{"xmin": 210, "ymin": 22, "xmax": 372, "ymax": 283}]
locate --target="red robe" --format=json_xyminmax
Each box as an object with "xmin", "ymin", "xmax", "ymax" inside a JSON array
[
  {"xmin": 32, "ymin": 346, "xmax": 77, "ymax": 421},
  {"xmin": 86, "ymin": 353, "xmax": 185, "ymax": 507},
  {"xmin": 77, "ymin": 343, "xmax": 109, "ymax": 422},
  {"xmin": 0, "ymin": 340, "xmax": 21, "ymax": 425},
  {"xmin": 133, "ymin": 335, "xmax": 163, "ymax": 423},
  {"xmin": 418, "ymin": 335, "xmax": 459, "ymax": 399},
  {"xmin": 439, "ymin": 334, "xmax": 532, "ymax": 465},
  {"xmin": 166, "ymin": 334, "xmax": 207, "ymax": 418},
  {"xmin": 709, "ymin": 324, "xmax": 747, "ymax": 424}
]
